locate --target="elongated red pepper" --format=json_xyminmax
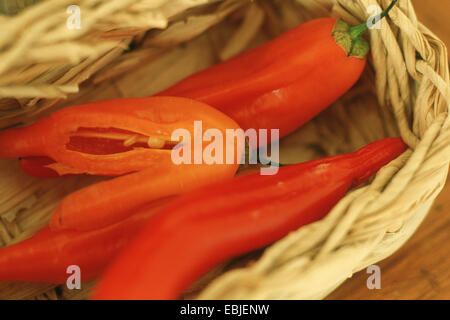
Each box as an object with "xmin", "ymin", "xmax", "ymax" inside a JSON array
[
  {"xmin": 49, "ymin": 159, "xmax": 240, "ymax": 231},
  {"xmin": 0, "ymin": 197, "xmax": 173, "ymax": 283},
  {"xmin": 1, "ymin": 96, "xmax": 242, "ymax": 231},
  {"xmin": 158, "ymin": 2, "xmax": 397, "ymax": 141},
  {"xmin": 0, "ymin": 96, "xmax": 241, "ymax": 176},
  {"xmin": 93, "ymin": 137, "xmax": 407, "ymax": 300}
]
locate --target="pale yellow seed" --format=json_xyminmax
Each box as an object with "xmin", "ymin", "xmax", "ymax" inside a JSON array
[
  {"xmin": 147, "ymin": 136, "xmax": 166, "ymax": 148},
  {"xmin": 123, "ymin": 135, "xmax": 138, "ymax": 147}
]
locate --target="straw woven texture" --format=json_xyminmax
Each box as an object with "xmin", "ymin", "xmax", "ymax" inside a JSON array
[{"xmin": 0, "ymin": 0, "xmax": 448, "ymax": 299}]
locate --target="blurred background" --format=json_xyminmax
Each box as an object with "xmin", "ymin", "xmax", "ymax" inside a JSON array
[{"xmin": 328, "ymin": 0, "xmax": 450, "ymax": 300}]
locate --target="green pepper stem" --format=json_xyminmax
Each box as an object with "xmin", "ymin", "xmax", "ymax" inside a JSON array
[{"xmin": 350, "ymin": 0, "xmax": 398, "ymax": 40}]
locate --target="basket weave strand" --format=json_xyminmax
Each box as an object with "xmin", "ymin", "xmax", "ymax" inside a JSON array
[{"xmin": 0, "ymin": 0, "xmax": 448, "ymax": 300}]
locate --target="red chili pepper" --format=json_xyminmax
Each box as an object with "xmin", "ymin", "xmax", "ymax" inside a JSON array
[
  {"xmin": 92, "ymin": 137, "xmax": 407, "ymax": 300},
  {"xmin": 0, "ymin": 197, "xmax": 173, "ymax": 283},
  {"xmin": 158, "ymin": 2, "xmax": 397, "ymax": 141},
  {"xmin": 49, "ymin": 160, "xmax": 240, "ymax": 232},
  {"xmin": 1, "ymin": 96, "xmax": 242, "ymax": 231},
  {"xmin": 0, "ymin": 96, "xmax": 241, "ymax": 177}
]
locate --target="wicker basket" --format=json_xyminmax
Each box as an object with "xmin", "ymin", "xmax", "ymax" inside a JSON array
[{"xmin": 0, "ymin": 0, "xmax": 448, "ymax": 300}]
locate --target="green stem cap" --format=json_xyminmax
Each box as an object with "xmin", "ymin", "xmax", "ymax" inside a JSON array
[{"xmin": 332, "ymin": 0, "xmax": 398, "ymax": 59}]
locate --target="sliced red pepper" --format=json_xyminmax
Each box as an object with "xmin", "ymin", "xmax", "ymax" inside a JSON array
[
  {"xmin": 92, "ymin": 137, "xmax": 407, "ymax": 300},
  {"xmin": 3, "ymin": 97, "xmax": 242, "ymax": 232},
  {"xmin": 0, "ymin": 96, "xmax": 241, "ymax": 176}
]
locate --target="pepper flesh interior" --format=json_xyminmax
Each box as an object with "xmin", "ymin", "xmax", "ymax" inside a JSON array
[{"xmin": 66, "ymin": 127, "xmax": 178, "ymax": 155}]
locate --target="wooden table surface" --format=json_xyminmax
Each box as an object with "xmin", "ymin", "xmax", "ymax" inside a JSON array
[{"xmin": 327, "ymin": 0, "xmax": 450, "ymax": 300}]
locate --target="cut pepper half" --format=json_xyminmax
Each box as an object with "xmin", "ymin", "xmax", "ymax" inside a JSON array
[{"xmin": 1, "ymin": 96, "xmax": 242, "ymax": 176}]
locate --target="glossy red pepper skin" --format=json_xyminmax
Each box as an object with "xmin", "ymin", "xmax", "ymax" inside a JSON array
[
  {"xmin": 93, "ymin": 137, "xmax": 407, "ymax": 300},
  {"xmin": 1, "ymin": 96, "xmax": 242, "ymax": 232},
  {"xmin": 159, "ymin": 18, "xmax": 366, "ymax": 140},
  {"xmin": 0, "ymin": 197, "xmax": 173, "ymax": 283}
]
